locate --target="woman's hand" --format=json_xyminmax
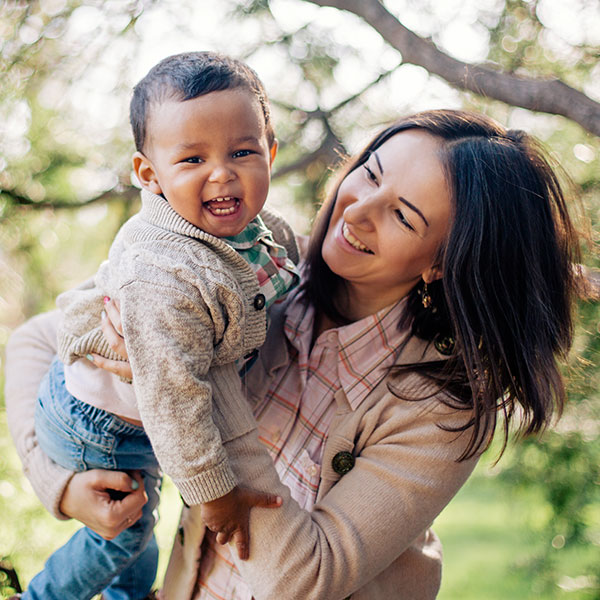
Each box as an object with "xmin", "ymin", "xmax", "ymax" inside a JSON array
[
  {"xmin": 88, "ymin": 298, "xmax": 133, "ymax": 379},
  {"xmin": 60, "ymin": 469, "xmax": 147, "ymax": 540}
]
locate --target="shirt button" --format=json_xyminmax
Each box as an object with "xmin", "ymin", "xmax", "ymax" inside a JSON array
[
  {"xmin": 308, "ymin": 464, "xmax": 319, "ymax": 477},
  {"xmin": 253, "ymin": 293, "xmax": 266, "ymax": 310},
  {"xmin": 271, "ymin": 429, "xmax": 281, "ymax": 443},
  {"xmin": 332, "ymin": 451, "xmax": 355, "ymax": 475}
]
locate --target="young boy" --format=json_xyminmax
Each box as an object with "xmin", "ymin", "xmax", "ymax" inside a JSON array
[{"xmin": 25, "ymin": 52, "xmax": 299, "ymax": 600}]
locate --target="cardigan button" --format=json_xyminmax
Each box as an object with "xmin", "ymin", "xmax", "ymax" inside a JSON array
[
  {"xmin": 253, "ymin": 293, "xmax": 266, "ymax": 310},
  {"xmin": 332, "ymin": 451, "xmax": 355, "ymax": 475}
]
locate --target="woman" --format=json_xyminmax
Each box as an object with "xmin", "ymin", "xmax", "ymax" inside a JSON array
[{"xmin": 5, "ymin": 110, "xmax": 580, "ymax": 599}]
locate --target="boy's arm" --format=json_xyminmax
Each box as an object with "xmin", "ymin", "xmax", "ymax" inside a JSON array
[
  {"xmin": 4, "ymin": 312, "xmax": 74, "ymax": 519},
  {"xmin": 118, "ymin": 276, "xmax": 258, "ymax": 506}
]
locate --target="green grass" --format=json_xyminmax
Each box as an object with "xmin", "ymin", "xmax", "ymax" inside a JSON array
[{"xmin": 436, "ymin": 461, "xmax": 600, "ymax": 599}]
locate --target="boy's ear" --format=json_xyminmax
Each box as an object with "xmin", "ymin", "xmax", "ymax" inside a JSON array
[
  {"xmin": 132, "ymin": 151, "xmax": 162, "ymax": 195},
  {"xmin": 269, "ymin": 139, "xmax": 278, "ymax": 167}
]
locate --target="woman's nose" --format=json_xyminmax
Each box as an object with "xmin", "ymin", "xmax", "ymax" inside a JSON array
[
  {"xmin": 343, "ymin": 194, "xmax": 377, "ymax": 231},
  {"xmin": 207, "ymin": 162, "xmax": 235, "ymax": 183}
]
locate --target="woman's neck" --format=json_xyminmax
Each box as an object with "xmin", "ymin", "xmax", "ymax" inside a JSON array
[
  {"xmin": 312, "ymin": 311, "xmax": 338, "ymax": 343},
  {"xmin": 337, "ymin": 284, "xmax": 402, "ymax": 322},
  {"xmin": 312, "ymin": 289, "xmax": 382, "ymax": 342},
  {"xmin": 312, "ymin": 284, "xmax": 406, "ymax": 344}
]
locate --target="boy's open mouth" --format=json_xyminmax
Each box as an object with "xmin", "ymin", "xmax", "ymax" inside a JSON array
[{"xmin": 204, "ymin": 197, "xmax": 240, "ymax": 216}]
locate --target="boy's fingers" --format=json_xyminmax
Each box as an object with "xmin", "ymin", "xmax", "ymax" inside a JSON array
[
  {"xmin": 216, "ymin": 530, "xmax": 232, "ymax": 546},
  {"xmin": 244, "ymin": 490, "xmax": 283, "ymax": 508},
  {"xmin": 232, "ymin": 529, "xmax": 249, "ymax": 561}
]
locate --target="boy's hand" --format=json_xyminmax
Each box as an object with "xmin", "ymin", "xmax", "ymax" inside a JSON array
[{"xmin": 200, "ymin": 486, "xmax": 282, "ymax": 560}]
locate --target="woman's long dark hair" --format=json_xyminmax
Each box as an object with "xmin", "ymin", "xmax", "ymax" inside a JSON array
[{"xmin": 303, "ymin": 109, "xmax": 581, "ymax": 460}]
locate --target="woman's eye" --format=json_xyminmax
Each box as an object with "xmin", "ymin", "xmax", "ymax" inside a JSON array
[
  {"xmin": 233, "ymin": 149, "xmax": 253, "ymax": 158},
  {"xmin": 395, "ymin": 209, "xmax": 415, "ymax": 231},
  {"xmin": 363, "ymin": 163, "xmax": 378, "ymax": 183}
]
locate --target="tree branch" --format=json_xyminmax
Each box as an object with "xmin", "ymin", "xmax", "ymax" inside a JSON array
[
  {"xmin": 273, "ymin": 127, "xmax": 345, "ymax": 180},
  {"xmin": 1, "ymin": 185, "xmax": 138, "ymax": 211},
  {"xmin": 305, "ymin": 0, "xmax": 600, "ymax": 137}
]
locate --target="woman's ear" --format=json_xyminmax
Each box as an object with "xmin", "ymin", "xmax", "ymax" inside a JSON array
[
  {"xmin": 132, "ymin": 151, "xmax": 162, "ymax": 195},
  {"xmin": 422, "ymin": 264, "xmax": 444, "ymax": 284}
]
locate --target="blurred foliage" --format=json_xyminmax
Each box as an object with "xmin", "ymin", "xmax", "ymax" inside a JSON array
[
  {"xmin": 493, "ymin": 293, "xmax": 600, "ymax": 598},
  {"xmin": 1, "ymin": 0, "xmax": 599, "ymax": 597}
]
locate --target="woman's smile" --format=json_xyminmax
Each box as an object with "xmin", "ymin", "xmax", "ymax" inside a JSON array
[{"xmin": 341, "ymin": 223, "xmax": 374, "ymax": 254}]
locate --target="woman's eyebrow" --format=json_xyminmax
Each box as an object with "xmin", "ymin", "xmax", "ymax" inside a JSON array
[
  {"xmin": 373, "ymin": 150, "xmax": 429, "ymax": 227},
  {"xmin": 399, "ymin": 196, "xmax": 430, "ymax": 227},
  {"xmin": 374, "ymin": 151, "xmax": 384, "ymax": 175}
]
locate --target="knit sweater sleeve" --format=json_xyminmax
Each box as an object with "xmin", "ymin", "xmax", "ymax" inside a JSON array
[
  {"xmin": 4, "ymin": 312, "xmax": 74, "ymax": 520},
  {"xmin": 119, "ymin": 269, "xmax": 256, "ymax": 505}
]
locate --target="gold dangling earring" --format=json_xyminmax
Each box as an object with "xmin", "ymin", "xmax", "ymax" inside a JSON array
[{"xmin": 421, "ymin": 281, "xmax": 432, "ymax": 308}]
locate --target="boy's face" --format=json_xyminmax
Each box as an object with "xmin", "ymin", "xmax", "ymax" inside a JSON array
[{"xmin": 133, "ymin": 88, "xmax": 276, "ymax": 237}]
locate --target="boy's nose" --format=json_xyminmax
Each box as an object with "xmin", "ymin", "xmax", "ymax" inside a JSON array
[{"xmin": 208, "ymin": 163, "xmax": 235, "ymax": 183}]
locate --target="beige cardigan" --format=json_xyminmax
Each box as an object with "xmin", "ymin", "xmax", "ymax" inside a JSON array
[{"xmin": 6, "ymin": 296, "xmax": 479, "ymax": 599}]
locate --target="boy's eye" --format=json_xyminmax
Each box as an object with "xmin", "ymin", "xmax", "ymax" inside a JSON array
[
  {"xmin": 183, "ymin": 156, "xmax": 202, "ymax": 164},
  {"xmin": 363, "ymin": 163, "xmax": 378, "ymax": 183},
  {"xmin": 395, "ymin": 208, "xmax": 415, "ymax": 232},
  {"xmin": 232, "ymin": 149, "xmax": 253, "ymax": 158}
]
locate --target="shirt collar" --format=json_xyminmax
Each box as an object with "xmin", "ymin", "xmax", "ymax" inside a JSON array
[
  {"xmin": 224, "ymin": 214, "xmax": 272, "ymax": 249},
  {"xmin": 284, "ymin": 292, "xmax": 411, "ymax": 411}
]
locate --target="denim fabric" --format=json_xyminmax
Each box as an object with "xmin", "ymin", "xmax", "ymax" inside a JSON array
[{"xmin": 26, "ymin": 358, "xmax": 161, "ymax": 600}]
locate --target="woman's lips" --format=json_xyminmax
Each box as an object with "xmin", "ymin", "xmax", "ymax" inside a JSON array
[{"xmin": 342, "ymin": 223, "xmax": 373, "ymax": 254}]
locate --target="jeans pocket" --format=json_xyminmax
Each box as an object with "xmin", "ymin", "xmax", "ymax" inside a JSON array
[{"xmin": 35, "ymin": 394, "xmax": 87, "ymax": 472}]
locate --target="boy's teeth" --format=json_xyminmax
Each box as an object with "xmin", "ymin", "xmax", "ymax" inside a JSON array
[
  {"xmin": 342, "ymin": 223, "xmax": 373, "ymax": 253},
  {"xmin": 205, "ymin": 197, "xmax": 239, "ymax": 215}
]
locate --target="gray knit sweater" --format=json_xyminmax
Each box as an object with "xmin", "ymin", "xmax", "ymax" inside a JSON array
[{"xmin": 56, "ymin": 190, "xmax": 299, "ymax": 505}]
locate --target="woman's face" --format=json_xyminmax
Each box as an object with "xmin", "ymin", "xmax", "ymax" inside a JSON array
[{"xmin": 321, "ymin": 129, "xmax": 452, "ymax": 317}]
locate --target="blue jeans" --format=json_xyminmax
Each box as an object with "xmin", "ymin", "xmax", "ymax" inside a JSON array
[{"xmin": 27, "ymin": 358, "xmax": 161, "ymax": 600}]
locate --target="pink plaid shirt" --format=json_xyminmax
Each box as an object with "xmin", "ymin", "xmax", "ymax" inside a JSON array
[{"xmin": 194, "ymin": 290, "xmax": 409, "ymax": 600}]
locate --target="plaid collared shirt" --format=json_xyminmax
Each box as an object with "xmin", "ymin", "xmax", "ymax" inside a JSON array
[
  {"xmin": 194, "ymin": 290, "xmax": 409, "ymax": 600},
  {"xmin": 225, "ymin": 215, "xmax": 299, "ymax": 311}
]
